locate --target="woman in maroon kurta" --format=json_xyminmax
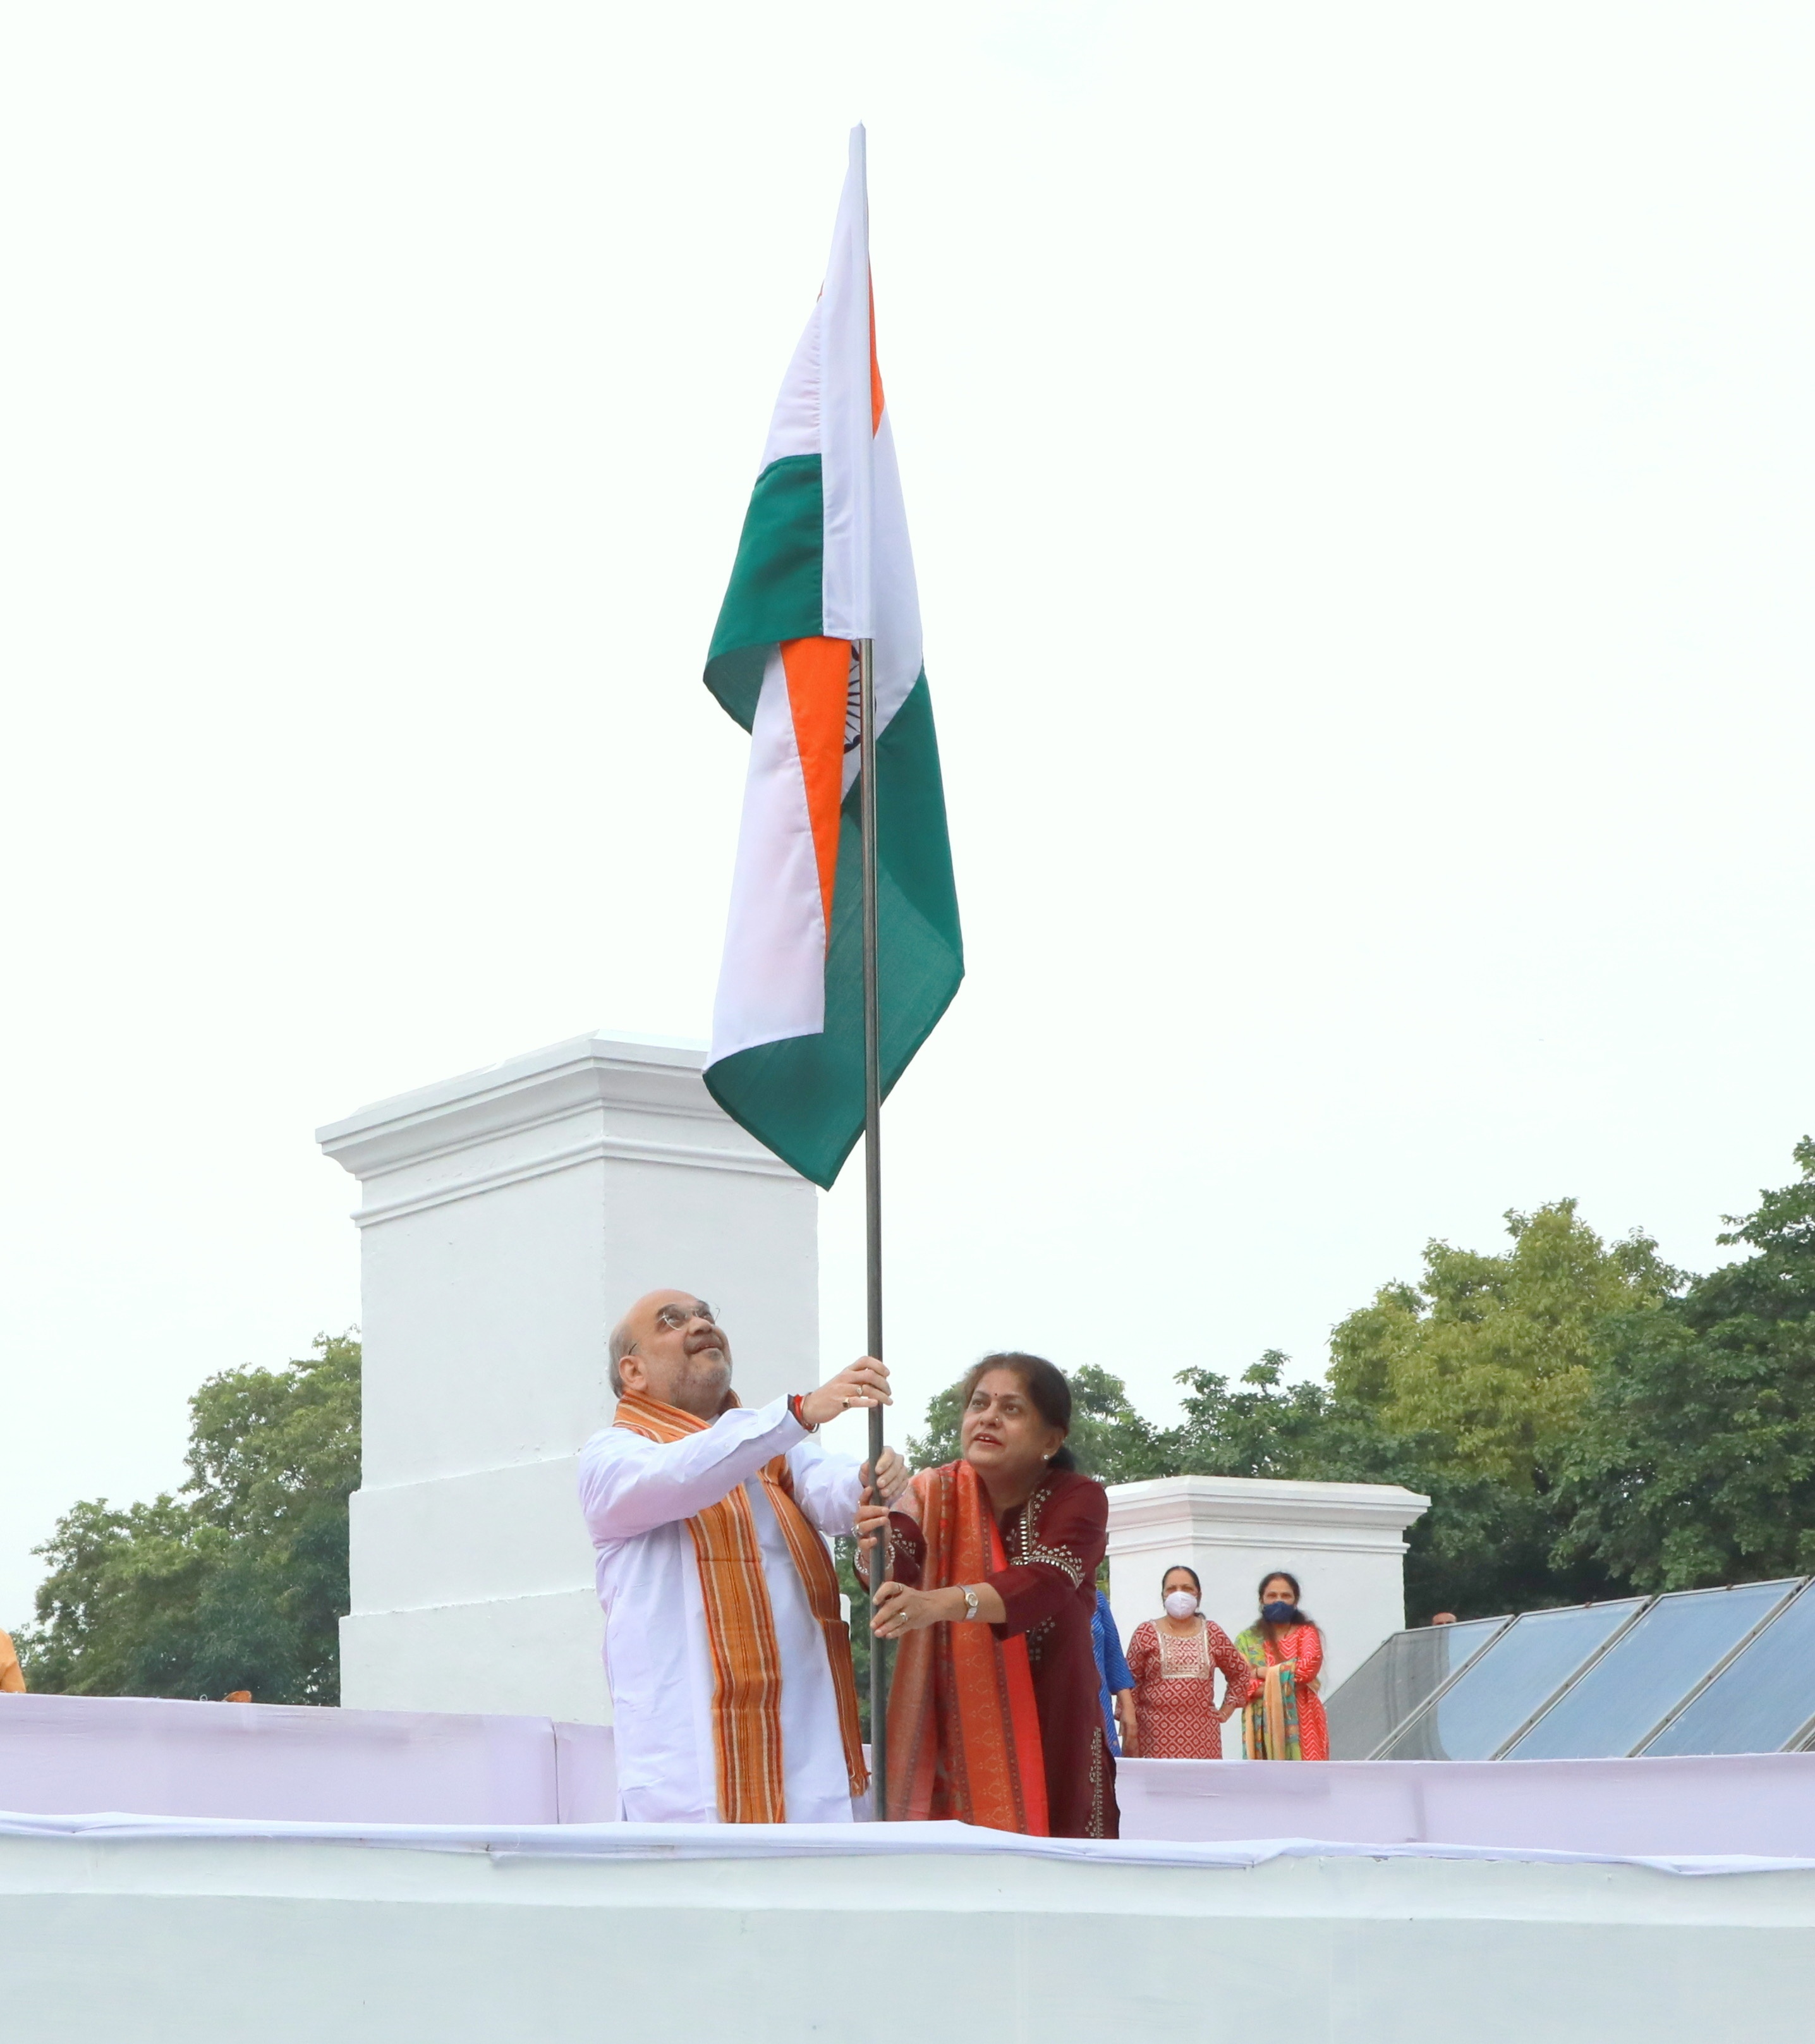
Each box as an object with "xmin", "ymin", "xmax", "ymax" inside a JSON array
[{"xmin": 859, "ymin": 1353, "xmax": 1117, "ymax": 1840}]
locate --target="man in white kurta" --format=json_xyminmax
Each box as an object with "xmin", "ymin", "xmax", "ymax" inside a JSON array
[{"xmin": 578, "ymin": 1289, "xmax": 903, "ymax": 1824}]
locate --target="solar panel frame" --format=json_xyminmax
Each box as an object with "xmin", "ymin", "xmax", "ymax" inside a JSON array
[
  {"xmin": 1617, "ymin": 1579, "xmax": 1801, "ymax": 1756},
  {"xmin": 1368, "ymin": 1617, "xmax": 1512, "ymax": 1759},
  {"xmin": 1501, "ymin": 1579, "xmax": 1800, "ymax": 1761},
  {"xmin": 1323, "ymin": 1616, "xmax": 1512, "ymax": 1760},
  {"xmin": 1375, "ymin": 1597, "xmax": 1649, "ymax": 1762},
  {"xmin": 1484, "ymin": 1597, "xmax": 1652, "ymax": 1759},
  {"xmin": 1639, "ymin": 1574, "xmax": 1815, "ymax": 1757}
]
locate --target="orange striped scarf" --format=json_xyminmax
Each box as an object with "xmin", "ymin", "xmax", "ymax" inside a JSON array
[
  {"xmin": 884, "ymin": 1459, "xmax": 1049, "ymax": 1834},
  {"xmin": 613, "ymin": 1387, "xmax": 867, "ymax": 1822}
]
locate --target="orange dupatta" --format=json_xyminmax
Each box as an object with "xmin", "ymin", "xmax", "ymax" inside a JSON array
[
  {"xmin": 614, "ymin": 1388, "xmax": 867, "ymax": 1822},
  {"xmin": 884, "ymin": 1459, "xmax": 1050, "ymax": 1834}
]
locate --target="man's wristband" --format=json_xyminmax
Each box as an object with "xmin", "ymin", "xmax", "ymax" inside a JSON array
[{"xmin": 787, "ymin": 1393, "xmax": 818, "ymax": 1433}]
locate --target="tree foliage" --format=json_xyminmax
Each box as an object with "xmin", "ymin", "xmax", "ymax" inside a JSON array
[
  {"xmin": 1558, "ymin": 1140, "xmax": 1815, "ymax": 1591},
  {"xmin": 1169, "ymin": 1351, "xmax": 1388, "ymax": 1483},
  {"xmin": 17, "ymin": 1334, "xmax": 360, "ymax": 1703},
  {"xmin": 1156, "ymin": 1352, "xmax": 1613, "ymax": 1621},
  {"xmin": 902, "ymin": 1144, "xmax": 1815, "ymax": 1626},
  {"xmin": 1315, "ymin": 1201, "xmax": 1684, "ymax": 1617},
  {"xmin": 1328, "ymin": 1201, "xmax": 1681, "ymax": 1492}
]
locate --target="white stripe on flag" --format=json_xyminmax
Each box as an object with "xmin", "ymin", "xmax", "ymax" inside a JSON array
[
  {"xmin": 820, "ymin": 125, "xmax": 875, "ymax": 642},
  {"xmin": 710, "ymin": 651, "xmax": 830, "ymax": 1064},
  {"xmin": 759, "ymin": 304, "xmax": 820, "ymax": 471}
]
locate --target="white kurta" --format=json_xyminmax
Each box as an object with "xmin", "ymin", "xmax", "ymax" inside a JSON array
[{"xmin": 577, "ymin": 1395, "xmax": 865, "ymax": 1824}]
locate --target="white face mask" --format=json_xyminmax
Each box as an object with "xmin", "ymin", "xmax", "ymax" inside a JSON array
[{"xmin": 1163, "ymin": 1590, "xmax": 1199, "ymax": 1619}]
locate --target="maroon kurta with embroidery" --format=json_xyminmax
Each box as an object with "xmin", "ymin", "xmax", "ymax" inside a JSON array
[{"xmin": 888, "ymin": 1465, "xmax": 1117, "ymax": 1840}]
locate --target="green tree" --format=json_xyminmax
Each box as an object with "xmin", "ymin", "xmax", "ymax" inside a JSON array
[
  {"xmin": 905, "ymin": 1378, "xmax": 965, "ymax": 1470},
  {"xmin": 1069, "ymin": 1364, "xmax": 1174, "ymax": 1483},
  {"xmin": 1318, "ymin": 1207, "xmax": 1685, "ymax": 1619},
  {"xmin": 1328, "ymin": 1202, "xmax": 1680, "ymax": 1493},
  {"xmin": 18, "ymin": 1333, "xmax": 360, "ymax": 1703},
  {"xmin": 1156, "ymin": 1352, "xmax": 1593, "ymax": 1621},
  {"xmin": 1167, "ymin": 1351, "xmax": 1384, "ymax": 1482},
  {"xmin": 1558, "ymin": 1140, "xmax": 1815, "ymax": 1590}
]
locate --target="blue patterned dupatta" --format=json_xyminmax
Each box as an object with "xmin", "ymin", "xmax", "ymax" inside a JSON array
[{"xmin": 1235, "ymin": 1626, "xmax": 1303, "ymax": 1761}]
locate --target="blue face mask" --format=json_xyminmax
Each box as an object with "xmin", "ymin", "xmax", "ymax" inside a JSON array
[{"xmin": 1261, "ymin": 1600, "xmax": 1297, "ymax": 1625}]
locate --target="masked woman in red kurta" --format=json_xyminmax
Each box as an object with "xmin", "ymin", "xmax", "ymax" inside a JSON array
[
  {"xmin": 856, "ymin": 1353, "xmax": 1116, "ymax": 1840},
  {"xmin": 1235, "ymin": 1570, "xmax": 1329, "ymax": 1761}
]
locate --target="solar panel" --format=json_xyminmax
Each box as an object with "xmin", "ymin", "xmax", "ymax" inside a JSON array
[
  {"xmin": 1503, "ymin": 1580, "xmax": 1797, "ymax": 1759},
  {"xmin": 1378, "ymin": 1598, "xmax": 1645, "ymax": 1760},
  {"xmin": 1643, "ymin": 1578, "xmax": 1815, "ymax": 1756},
  {"xmin": 1325, "ymin": 1617, "xmax": 1508, "ymax": 1760}
]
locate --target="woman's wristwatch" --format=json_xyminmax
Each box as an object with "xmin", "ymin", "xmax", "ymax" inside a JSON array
[{"xmin": 959, "ymin": 1584, "xmax": 981, "ymax": 1622}]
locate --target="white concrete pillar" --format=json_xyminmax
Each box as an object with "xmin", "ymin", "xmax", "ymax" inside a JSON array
[
  {"xmin": 1104, "ymin": 1476, "xmax": 1429, "ymax": 1700},
  {"xmin": 317, "ymin": 1034, "xmax": 816, "ymax": 1724}
]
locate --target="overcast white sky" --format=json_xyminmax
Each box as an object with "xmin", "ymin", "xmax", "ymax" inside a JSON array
[{"xmin": 3, "ymin": 3, "xmax": 1811, "ymax": 1626}]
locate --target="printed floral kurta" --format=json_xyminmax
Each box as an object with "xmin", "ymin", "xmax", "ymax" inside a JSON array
[{"xmin": 1126, "ymin": 1617, "xmax": 1254, "ymax": 1759}]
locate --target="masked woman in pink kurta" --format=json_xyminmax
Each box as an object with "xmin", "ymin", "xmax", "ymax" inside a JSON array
[{"xmin": 1126, "ymin": 1564, "xmax": 1254, "ymax": 1758}]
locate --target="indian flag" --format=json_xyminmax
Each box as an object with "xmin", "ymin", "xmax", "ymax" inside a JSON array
[{"xmin": 703, "ymin": 128, "xmax": 962, "ymax": 1190}]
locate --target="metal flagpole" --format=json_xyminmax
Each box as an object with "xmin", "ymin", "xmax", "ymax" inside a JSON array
[{"xmin": 858, "ymin": 632, "xmax": 887, "ymax": 1819}]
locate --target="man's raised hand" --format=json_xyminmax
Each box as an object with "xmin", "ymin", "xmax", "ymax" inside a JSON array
[{"xmin": 799, "ymin": 1356, "xmax": 891, "ymax": 1430}]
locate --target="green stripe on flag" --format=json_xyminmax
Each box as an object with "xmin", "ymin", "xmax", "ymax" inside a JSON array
[
  {"xmin": 704, "ymin": 454, "xmax": 824, "ymax": 731},
  {"xmin": 705, "ymin": 673, "xmax": 963, "ymax": 1188}
]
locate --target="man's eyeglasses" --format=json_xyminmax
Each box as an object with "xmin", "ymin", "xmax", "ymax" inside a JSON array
[{"xmin": 652, "ymin": 1301, "xmax": 717, "ymax": 1332}]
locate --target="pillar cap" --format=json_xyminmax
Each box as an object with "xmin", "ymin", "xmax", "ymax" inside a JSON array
[
  {"xmin": 317, "ymin": 1032, "xmax": 797, "ymax": 1224},
  {"xmin": 1106, "ymin": 1473, "xmax": 1430, "ymax": 1551}
]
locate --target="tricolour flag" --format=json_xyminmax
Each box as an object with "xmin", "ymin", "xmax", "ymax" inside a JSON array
[{"xmin": 703, "ymin": 128, "xmax": 962, "ymax": 1190}]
